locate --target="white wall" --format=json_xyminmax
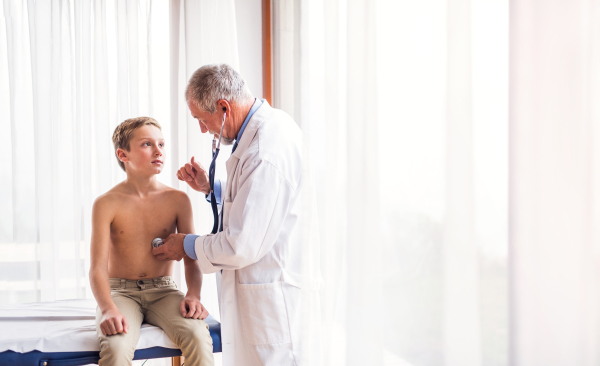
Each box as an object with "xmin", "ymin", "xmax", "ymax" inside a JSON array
[{"xmin": 235, "ymin": 0, "xmax": 264, "ymax": 99}]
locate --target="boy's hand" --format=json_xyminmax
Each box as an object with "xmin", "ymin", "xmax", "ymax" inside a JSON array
[
  {"xmin": 99, "ymin": 308, "xmax": 129, "ymax": 336},
  {"xmin": 177, "ymin": 156, "xmax": 210, "ymax": 195},
  {"xmin": 153, "ymin": 233, "xmax": 186, "ymax": 261},
  {"xmin": 180, "ymin": 295, "xmax": 209, "ymax": 320}
]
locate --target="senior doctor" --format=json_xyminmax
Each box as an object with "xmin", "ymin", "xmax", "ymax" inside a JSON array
[{"xmin": 153, "ymin": 64, "xmax": 322, "ymax": 366}]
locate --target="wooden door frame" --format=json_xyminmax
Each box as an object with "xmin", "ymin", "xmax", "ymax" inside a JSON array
[{"xmin": 262, "ymin": 0, "xmax": 272, "ymax": 106}]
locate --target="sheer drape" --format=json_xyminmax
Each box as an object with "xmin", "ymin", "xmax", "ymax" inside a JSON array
[
  {"xmin": 0, "ymin": 0, "xmax": 170, "ymax": 304},
  {"xmin": 273, "ymin": 0, "xmax": 508, "ymax": 365},
  {"xmin": 1, "ymin": 1, "xmax": 237, "ymax": 364},
  {"xmin": 168, "ymin": 0, "xmax": 239, "ymax": 323},
  {"xmin": 4, "ymin": 0, "xmax": 599, "ymax": 365},
  {"xmin": 0, "ymin": 0, "xmax": 238, "ymax": 327},
  {"xmin": 510, "ymin": 0, "xmax": 600, "ymax": 364}
]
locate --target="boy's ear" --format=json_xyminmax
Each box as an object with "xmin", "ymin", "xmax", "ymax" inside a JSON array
[{"xmin": 116, "ymin": 148, "xmax": 128, "ymax": 163}]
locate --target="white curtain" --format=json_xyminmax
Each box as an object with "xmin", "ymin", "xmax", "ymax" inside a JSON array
[
  {"xmin": 0, "ymin": 0, "xmax": 170, "ymax": 304},
  {"xmin": 510, "ymin": 0, "xmax": 600, "ymax": 365},
  {"xmin": 1, "ymin": 1, "xmax": 237, "ymax": 364},
  {"xmin": 273, "ymin": 0, "xmax": 509, "ymax": 365},
  {"xmin": 0, "ymin": 0, "xmax": 238, "ymax": 327},
  {"xmin": 168, "ymin": 0, "xmax": 239, "ymax": 324}
]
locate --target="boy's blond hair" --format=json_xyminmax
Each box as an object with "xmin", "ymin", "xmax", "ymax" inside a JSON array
[{"xmin": 112, "ymin": 117, "xmax": 162, "ymax": 172}]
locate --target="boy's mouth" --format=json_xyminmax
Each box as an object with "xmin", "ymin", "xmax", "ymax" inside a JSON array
[{"xmin": 152, "ymin": 160, "xmax": 163, "ymax": 165}]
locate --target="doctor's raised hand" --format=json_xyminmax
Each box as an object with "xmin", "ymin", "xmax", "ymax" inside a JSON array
[{"xmin": 176, "ymin": 156, "xmax": 210, "ymax": 195}]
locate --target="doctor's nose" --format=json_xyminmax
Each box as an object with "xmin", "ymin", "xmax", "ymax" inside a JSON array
[{"xmin": 199, "ymin": 123, "xmax": 208, "ymax": 133}]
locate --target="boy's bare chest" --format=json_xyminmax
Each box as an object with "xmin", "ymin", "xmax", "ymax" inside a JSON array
[{"xmin": 109, "ymin": 198, "xmax": 178, "ymax": 248}]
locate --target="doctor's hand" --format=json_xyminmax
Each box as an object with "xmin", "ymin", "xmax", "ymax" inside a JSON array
[
  {"xmin": 180, "ymin": 295, "xmax": 209, "ymax": 320},
  {"xmin": 177, "ymin": 156, "xmax": 210, "ymax": 195},
  {"xmin": 152, "ymin": 233, "xmax": 186, "ymax": 261}
]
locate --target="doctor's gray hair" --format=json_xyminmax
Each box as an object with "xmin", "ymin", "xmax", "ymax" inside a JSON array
[{"xmin": 185, "ymin": 64, "xmax": 253, "ymax": 114}]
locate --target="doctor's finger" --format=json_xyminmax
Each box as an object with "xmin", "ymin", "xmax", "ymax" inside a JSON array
[
  {"xmin": 180, "ymin": 167, "xmax": 194, "ymax": 182},
  {"xmin": 184, "ymin": 163, "xmax": 196, "ymax": 178},
  {"xmin": 152, "ymin": 248, "xmax": 168, "ymax": 261},
  {"xmin": 191, "ymin": 157, "xmax": 206, "ymax": 173},
  {"xmin": 177, "ymin": 171, "xmax": 184, "ymax": 181}
]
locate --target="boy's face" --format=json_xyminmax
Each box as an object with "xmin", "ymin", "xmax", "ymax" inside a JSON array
[{"xmin": 118, "ymin": 125, "xmax": 165, "ymax": 175}]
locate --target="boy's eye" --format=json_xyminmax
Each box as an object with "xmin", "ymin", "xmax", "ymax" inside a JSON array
[
  {"xmin": 159, "ymin": 143, "xmax": 164, "ymax": 148},
  {"xmin": 143, "ymin": 142, "xmax": 151, "ymax": 146}
]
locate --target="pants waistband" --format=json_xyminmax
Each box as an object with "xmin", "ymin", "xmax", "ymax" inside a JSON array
[{"xmin": 109, "ymin": 276, "xmax": 175, "ymax": 290}]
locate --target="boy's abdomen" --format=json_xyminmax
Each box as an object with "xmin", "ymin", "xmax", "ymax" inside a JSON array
[
  {"xmin": 108, "ymin": 217, "xmax": 178, "ymax": 280},
  {"xmin": 106, "ymin": 195, "xmax": 181, "ymax": 279}
]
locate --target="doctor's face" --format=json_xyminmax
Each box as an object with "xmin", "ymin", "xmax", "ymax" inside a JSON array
[{"xmin": 187, "ymin": 100, "xmax": 234, "ymax": 145}]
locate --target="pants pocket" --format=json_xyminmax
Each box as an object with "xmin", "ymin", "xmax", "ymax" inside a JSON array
[{"xmin": 237, "ymin": 281, "xmax": 291, "ymax": 345}]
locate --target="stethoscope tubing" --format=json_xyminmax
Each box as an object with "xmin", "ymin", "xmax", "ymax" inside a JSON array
[{"xmin": 208, "ymin": 112, "xmax": 227, "ymax": 234}]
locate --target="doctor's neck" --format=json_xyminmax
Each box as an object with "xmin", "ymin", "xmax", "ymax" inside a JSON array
[{"xmin": 228, "ymin": 97, "xmax": 256, "ymax": 137}]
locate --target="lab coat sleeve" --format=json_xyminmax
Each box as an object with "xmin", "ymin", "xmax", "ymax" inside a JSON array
[{"xmin": 194, "ymin": 159, "xmax": 292, "ymax": 273}]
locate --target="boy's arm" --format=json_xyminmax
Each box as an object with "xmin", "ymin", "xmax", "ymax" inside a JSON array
[
  {"xmin": 177, "ymin": 192, "xmax": 209, "ymax": 320},
  {"xmin": 89, "ymin": 196, "xmax": 129, "ymax": 335}
]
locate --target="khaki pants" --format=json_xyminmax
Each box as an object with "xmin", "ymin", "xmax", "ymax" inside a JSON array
[{"xmin": 95, "ymin": 276, "xmax": 214, "ymax": 366}]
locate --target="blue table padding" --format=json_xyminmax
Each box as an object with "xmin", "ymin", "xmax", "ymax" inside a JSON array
[{"xmin": 0, "ymin": 319, "xmax": 221, "ymax": 365}]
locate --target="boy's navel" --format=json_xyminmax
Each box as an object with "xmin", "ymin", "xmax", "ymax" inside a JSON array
[{"xmin": 139, "ymin": 273, "xmax": 146, "ymax": 277}]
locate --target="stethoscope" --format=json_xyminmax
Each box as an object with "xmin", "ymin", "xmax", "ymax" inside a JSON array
[{"xmin": 208, "ymin": 112, "xmax": 226, "ymax": 234}]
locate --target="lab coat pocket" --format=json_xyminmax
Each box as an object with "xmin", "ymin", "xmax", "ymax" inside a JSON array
[{"xmin": 237, "ymin": 281, "xmax": 291, "ymax": 345}]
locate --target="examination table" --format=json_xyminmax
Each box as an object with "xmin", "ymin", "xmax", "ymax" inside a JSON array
[{"xmin": 0, "ymin": 299, "xmax": 221, "ymax": 365}]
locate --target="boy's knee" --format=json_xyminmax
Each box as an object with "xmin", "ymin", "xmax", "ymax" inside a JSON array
[
  {"xmin": 99, "ymin": 334, "xmax": 136, "ymax": 362},
  {"xmin": 178, "ymin": 320, "xmax": 212, "ymax": 345}
]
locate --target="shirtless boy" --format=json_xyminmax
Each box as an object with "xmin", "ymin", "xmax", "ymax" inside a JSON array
[{"xmin": 89, "ymin": 117, "xmax": 214, "ymax": 366}]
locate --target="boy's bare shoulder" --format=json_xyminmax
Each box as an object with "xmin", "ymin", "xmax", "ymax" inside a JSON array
[
  {"xmin": 156, "ymin": 183, "xmax": 191, "ymax": 205},
  {"xmin": 93, "ymin": 182, "xmax": 129, "ymax": 212}
]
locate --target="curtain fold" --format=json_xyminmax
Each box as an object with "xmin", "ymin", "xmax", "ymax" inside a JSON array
[
  {"xmin": 273, "ymin": 0, "xmax": 509, "ymax": 365},
  {"xmin": 509, "ymin": 0, "xmax": 600, "ymax": 364},
  {"xmin": 6, "ymin": 0, "xmax": 600, "ymax": 365},
  {"xmin": 0, "ymin": 0, "xmax": 174, "ymax": 311},
  {"xmin": 345, "ymin": 1, "xmax": 384, "ymax": 365},
  {"xmin": 168, "ymin": 0, "xmax": 239, "ymax": 324},
  {"xmin": 444, "ymin": 0, "xmax": 481, "ymax": 365}
]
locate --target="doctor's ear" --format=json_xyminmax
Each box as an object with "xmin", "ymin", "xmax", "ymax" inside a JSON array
[{"xmin": 217, "ymin": 99, "xmax": 230, "ymax": 114}]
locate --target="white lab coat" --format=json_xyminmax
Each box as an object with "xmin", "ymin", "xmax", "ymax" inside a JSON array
[{"xmin": 194, "ymin": 101, "xmax": 322, "ymax": 366}]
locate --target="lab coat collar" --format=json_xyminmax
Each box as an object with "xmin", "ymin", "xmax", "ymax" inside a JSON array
[{"xmin": 231, "ymin": 100, "xmax": 273, "ymax": 159}]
